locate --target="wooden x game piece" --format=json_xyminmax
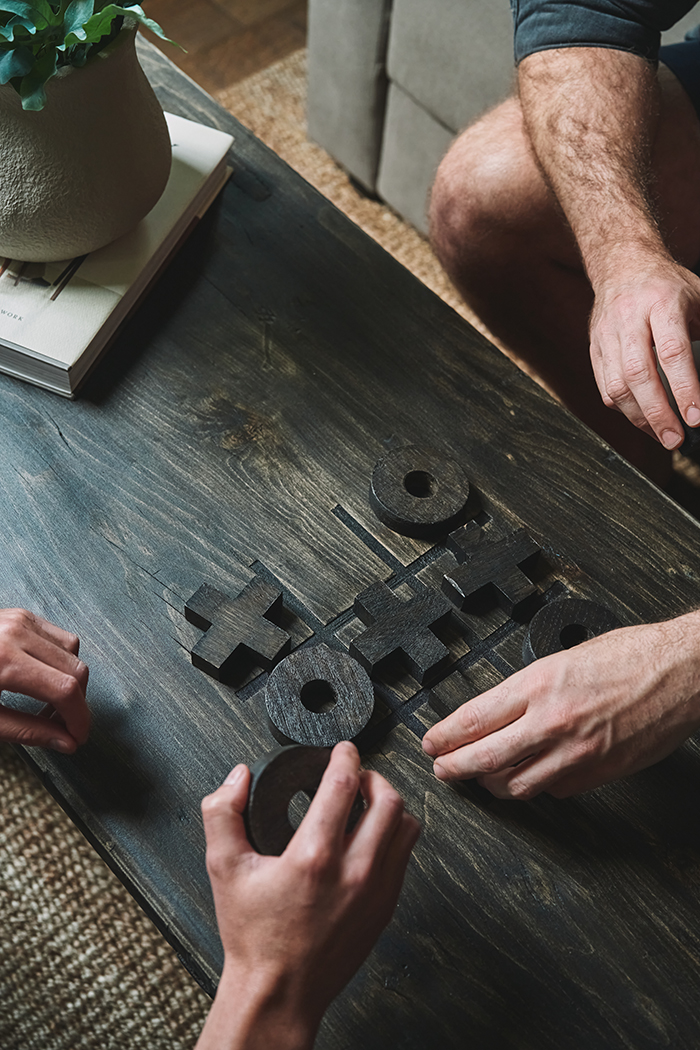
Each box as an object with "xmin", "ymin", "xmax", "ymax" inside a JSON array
[
  {"xmin": 442, "ymin": 523, "xmax": 541, "ymax": 618},
  {"xmin": 349, "ymin": 580, "xmax": 453, "ymax": 683},
  {"xmin": 185, "ymin": 579, "xmax": 291, "ymax": 681}
]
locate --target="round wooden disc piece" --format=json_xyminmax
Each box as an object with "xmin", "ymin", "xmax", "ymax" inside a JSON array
[
  {"xmin": 369, "ymin": 445, "xmax": 470, "ymax": 539},
  {"xmin": 245, "ymin": 744, "xmax": 364, "ymax": 856},
  {"xmin": 522, "ymin": 598, "xmax": 622, "ymax": 665},
  {"xmin": 265, "ymin": 644, "xmax": 375, "ymax": 747}
]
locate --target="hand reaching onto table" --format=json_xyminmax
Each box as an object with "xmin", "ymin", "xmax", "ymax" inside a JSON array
[
  {"xmin": 196, "ymin": 741, "xmax": 420, "ymax": 1050},
  {"xmin": 589, "ymin": 252, "xmax": 700, "ymax": 449},
  {"xmin": 422, "ymin": 612, "xmax": 700, "ymax": 800},
  {"xmin": 0, "ymin": 608, "xmax": 90, "ymax": 753}
]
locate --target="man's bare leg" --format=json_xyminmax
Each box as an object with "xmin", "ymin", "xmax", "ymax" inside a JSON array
[{"xmin": 430, "ymin": 66, "xmax": 700, "ymax": 484}]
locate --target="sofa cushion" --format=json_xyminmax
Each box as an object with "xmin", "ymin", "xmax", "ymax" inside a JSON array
[
  {"xmin": 307, "ymin": 0, "xmax": 392, "ymax": 191},
  {"xmin": 376, "ymin": 82, "xmax": 454, "ymax": 235},
  {"xmin": 387, "ymin": 0, "xmax": 515, "ymax": 134}
]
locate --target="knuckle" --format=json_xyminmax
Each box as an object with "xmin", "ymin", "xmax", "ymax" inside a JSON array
[
  {"xmin": 603, "ymin": 377, "xmax": 631, "ymax": 404},
  {"xmin": 568, "ymin": 737, "xmax": 598, "ymax": 764},
  {"xmin": 654, "ymin": 337, "xmax": 687, "ymax": 366},
  {"xmin": 378, "ymin": 788, "xmax": 405, "ymax": 821},
  {"xmin": 201, "ymin": 789, "xmax": 229, "ymax": 817},
  {"xmin": 300, "ymin": 844, "xmax": 334, "ymax": 879},
  {"xmin": 11, "ymin": 724, "xmax": 41, "ymax": 747},
  {"xmin": 621, "ymin": 356, "xmax": 652, "ymax": 386},
  {"xmin": 205, "ymin": 844, "xmax": 232, "ymax": 882},
  {"xmin": 54, "ymin": 672, "xmax": 81, "ymax": 703},
  {"xmin": 457, "ymin": 702, "xmax": 483, "ymax": 738},
  {"xmin": 476, "ymin": 744, "xmax": 503, "ymax": 776},
  {"xmin": 0, "ymin": 608, "xmax": 31, "ymax": 641},
  {"xmin": 508, "ymin": 778, "xmax": 538, "ymax": 801},
  {"xmin": 327, "ymin": 771, "xmax": 358, "ymax": 797}
]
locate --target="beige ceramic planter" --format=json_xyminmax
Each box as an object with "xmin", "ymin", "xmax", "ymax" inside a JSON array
[{"xmin": 0, "ymin": 27, "xmax": 171, "ymax": 262}]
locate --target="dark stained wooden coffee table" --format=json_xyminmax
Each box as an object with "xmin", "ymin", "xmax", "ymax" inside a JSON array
[{"xmin": 4, "ymin": 38, "xmax": 700, "ymax": 1050}]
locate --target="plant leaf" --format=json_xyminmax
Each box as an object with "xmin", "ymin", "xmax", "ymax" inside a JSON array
[
  {"xmin": 18, "ymin": 43, "xmax": 56, "ymax": 109},
  {"xmin": 79, "ymin": 3, "xmax": 180, "ymax": 47},
  {"xmin": 0, "ymin": 41, "xmax": 31, "ymax": 81},
  {"xmin": 0, "ymin": 14, "xmax": 36, "ymax": 40},
  {"xmin": 0, "ymin": 2, "xmax": 45, "ymax": 30},
  {"xmin": 62, "ymin": 0, "xmax": 93, "ymax": 37}
]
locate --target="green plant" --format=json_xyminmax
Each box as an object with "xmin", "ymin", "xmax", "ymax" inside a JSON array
[{"xmin": 0, "ymin": 1, "xmax": 178, "ymax": 110}]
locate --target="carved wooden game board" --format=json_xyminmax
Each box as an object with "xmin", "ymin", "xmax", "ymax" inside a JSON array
[{"xmin": 4, "ymin": 40, "xmax": 700, "ymax": 1050}]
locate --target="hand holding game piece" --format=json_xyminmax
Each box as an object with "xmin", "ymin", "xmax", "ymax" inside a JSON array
[
  {"xmin": 196, "ymin": 741, "xmax": 420, "ymax": 1050},
  {"xmin": 0, "ymin": 607, "xmax": 90, "ymax": 753},
  {"xmin": 423, "ymin": 614, "xmax": 700, "ymax": 799}
]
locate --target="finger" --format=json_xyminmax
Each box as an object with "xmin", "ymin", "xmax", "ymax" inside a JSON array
[
  {"xmin": 614, "ymin": 321, "xmax": 685, "ymax": 447},
  {"xmin": 478, "ymin": 748, "xmax": 566, "ymax": 801},
  {"xmin": 432, "ymin": 724, "xmax": 540, "ymax": 782},
  {"xmin": 0, "ymin": 705, "xmax": 78, "ymax": 753},
  {"xmin": 291, "ymin": 741, "xmax": 361, "ymax": 856},
  {"xmin": 349, "ymin": 770, "xmax": 406, "ymax": 864},
  {"xmin": 382, "ymin": 812, "xmax": 421, "ymax": 883},
  {"xmin": 7, "ymin": 629, "xmax": 89, "ymax": 687},
  {"xmin": 30, "ymin": 615, "xmax": 81, "ymax": 656},
  {"xmin": 651, "ymin": 315, "xmax": 700, "ymax": 430},
  {"xmin": 201, "ymin": 765, "xmax": 254, "ymax": 872},
  {"xmin": 0, "ymin": 651, "xmax": 90, "ymax": 744},
  {"xmin": 422, "ymin": 684, "xmax": 527, "ymax": 758},
  {"xmin": 0, "ymin": 608, "xmax": 80, "ymax": 657},
  {"xmin": 595, "ymin": 327, "xmax": 667, "ymax": 438},
  {"xmin": 590, "ymin": 341, "xmax": 654, "ymax": 434},
  {"xmin": 371, "ymin": 813, "xmax": 421, "ymax": 920}
]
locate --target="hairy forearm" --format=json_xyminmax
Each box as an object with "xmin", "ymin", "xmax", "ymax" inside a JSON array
[{"xmin": 518, "ymin": 47, "xmax": 668, "ymax": 288}]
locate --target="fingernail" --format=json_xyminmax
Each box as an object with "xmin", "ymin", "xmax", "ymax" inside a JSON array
[
  {"xmin": 433, "ymin": 762, "xmax": 448, "ymax": 781},
  {"xmin": 50, "ymin": 738, "xmax": 73, "ymax": 754},
  {"xmin": 422, "ymin": 737, "xmax": 437, "ymax": 756},
  {"xmin": 687, "ymin": 406, "xmax": 700, "ymax": 427},
  {"xmin": 661, "ymin": 430, "xmax": 683, "ymax": 449},
  {"xmin": 224, "ymin": 765, "xmax": 246, "ymax": 786}
]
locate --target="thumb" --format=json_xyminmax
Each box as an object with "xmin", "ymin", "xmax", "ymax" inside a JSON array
[
  {"xmin": 201, "ymin": 765, "xmax": 253, "ymax": 868},
  {"xmin": 0, "ymin": 706, "xmax": 77, "ymax": 754}
]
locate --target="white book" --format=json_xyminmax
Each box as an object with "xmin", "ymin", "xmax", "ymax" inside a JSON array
[{"xmin": 0, "ymin": 112, "xmax": 233, "ymax": 397}]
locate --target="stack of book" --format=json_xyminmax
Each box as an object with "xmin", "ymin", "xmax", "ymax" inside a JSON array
[{"xmin": 0, "ymin": 112, "xmax": 233, "ymax": 396}]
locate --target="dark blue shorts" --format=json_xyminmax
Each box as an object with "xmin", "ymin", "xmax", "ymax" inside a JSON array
[{"xmin": 659, "ymin": 29, "xmax": 700, "ymax": 120}]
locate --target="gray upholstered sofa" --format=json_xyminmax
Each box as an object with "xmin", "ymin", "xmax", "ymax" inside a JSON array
[{"xmin": 307, "ymin": 0, "xmax": 700, "ymax": 235}]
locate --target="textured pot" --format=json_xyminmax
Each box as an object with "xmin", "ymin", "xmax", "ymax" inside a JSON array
[{"xmin": 0, "ymin": 27, "xmax": 172, "ymax": 262}]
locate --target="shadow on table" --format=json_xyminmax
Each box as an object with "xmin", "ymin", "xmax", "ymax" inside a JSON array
[{"xmin": 80, "ymin": 202, "xmax": 223, "ymax": 406}]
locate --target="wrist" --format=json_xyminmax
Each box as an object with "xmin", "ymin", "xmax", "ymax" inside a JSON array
[
  {"xmin": 196, "ymin": 960, "xmax": 320, "ymax": 1050},
  {"xmin": 584, "ymin": 231, "xmax": 671, "ymax": 293}
]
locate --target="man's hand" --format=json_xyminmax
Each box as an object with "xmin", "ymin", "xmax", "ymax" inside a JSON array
[
  {"xmin": 196, "ymin": 741, "xmax": 420, "ymax": 1050},
  {"xmin": 519, "ymin": 47, "xmax": 700, "ymax": 448},
  {"xmin": 422, "ymin": 613, "xmax": 700, "ymax": 800},
  {"xmin": 589, "ymin": 251, "xmax": 700, "ymax": 449},
  {"xmin": 0, "ymin": 608, "xmax": 90, "ymax": 753}
]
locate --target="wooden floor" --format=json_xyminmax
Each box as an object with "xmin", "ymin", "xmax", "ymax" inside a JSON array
[{"xmin": 141, "ymin": 0, "xmax": 308, "ymax": 96}]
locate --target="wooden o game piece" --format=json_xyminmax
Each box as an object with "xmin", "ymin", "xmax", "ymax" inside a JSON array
[
  {"xmin": 245, "ymin": 745, "xmax": 365, "ymax": 856},
  {"xmin": 369, "ymin": 445, "xmax": 471, "ymax": 539},
  {"xmin": 265, "ymin": 644, "xmax": 374, "ymax": 747},
  {"xmin": 522, "ymin": 597, "xmax": 622, "ymax": 665}
]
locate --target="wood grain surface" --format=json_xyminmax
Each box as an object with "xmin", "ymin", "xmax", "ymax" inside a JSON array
[{"xmin": 4, "ymin": 37, "xmax": 700, "ymax": 1050}]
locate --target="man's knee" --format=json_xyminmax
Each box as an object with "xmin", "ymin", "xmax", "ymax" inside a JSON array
[{"xmin": 429, "ymin": 98, "xmax": 553, "ymax": 279}]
